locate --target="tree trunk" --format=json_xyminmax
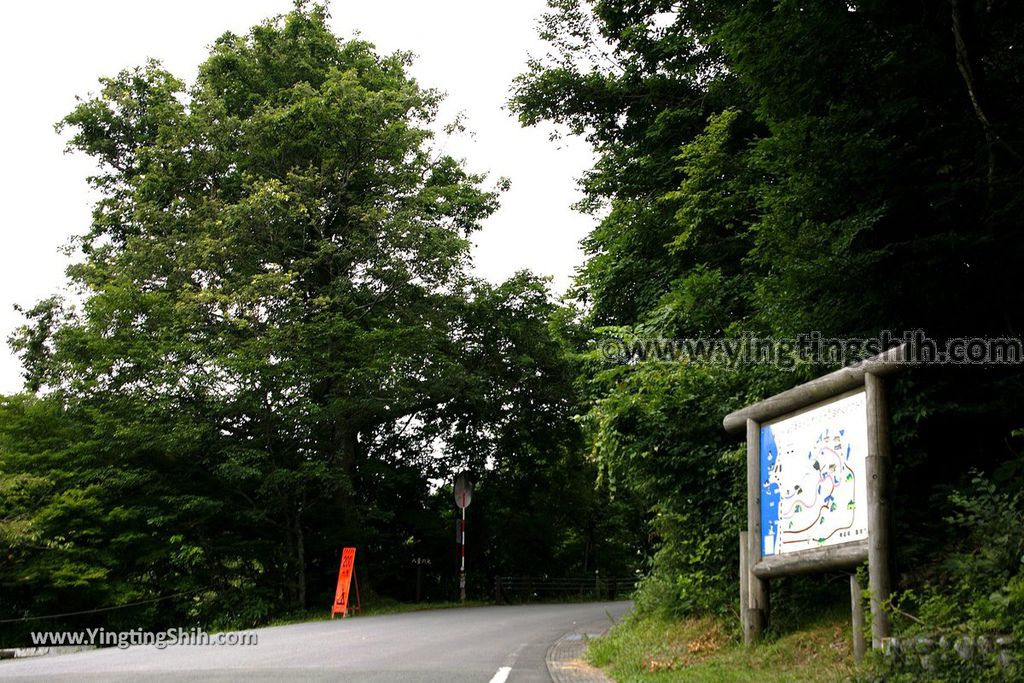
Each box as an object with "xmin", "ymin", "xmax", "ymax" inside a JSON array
[
  {"xmin": 284, "ymin": 508, "xmax": 307, "ymax": 610},
  {"xmin": 582, "ymin": 522, "xmax": 593, "ymax": 574},
  {"xmin": 295, "ymin": 514, "xmax": 306, "ymax": 609},
  {"xmin": 336, "ymin": 423, "xmax": 360, "ymax": 486}
]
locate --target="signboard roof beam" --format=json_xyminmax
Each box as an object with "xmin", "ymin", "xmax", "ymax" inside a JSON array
[{"xmin": 723, "ymin": 344, "xmax": 907, "ymax": 435}]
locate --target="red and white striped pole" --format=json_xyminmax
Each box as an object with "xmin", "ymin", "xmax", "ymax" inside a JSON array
[
  {"xmin": 459, "ymin": 492, "xmax": 466, "ymax": 602},
  {"xmin": 454, "ymin": 474, "xmax": 471, "ymax": 603}
]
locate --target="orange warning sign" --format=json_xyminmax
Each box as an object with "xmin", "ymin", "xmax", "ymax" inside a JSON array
[{"xmin": 331, "ymin": 547, "xmax": 357, "ymax": 618}]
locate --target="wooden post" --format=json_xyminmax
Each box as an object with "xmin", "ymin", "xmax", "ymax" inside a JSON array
[
  {"xmin": 865, "ymin": 372, "xmax": 893, "ymax": 648},
  {"xmin": 850, "ymin": 574, "xmax": 867, "ymax": 662},
  {"xmin": 746, "ymin": 418, "xmax": 768, "ymax": 643},
  {"xmin": 739, "ymin": 531, "xmax": 749, "ymax": 638}
]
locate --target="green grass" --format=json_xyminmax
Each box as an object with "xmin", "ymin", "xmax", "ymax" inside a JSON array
[{"xmin": 587, "ymin": 609, "xmax": 857, "ymax": 683}]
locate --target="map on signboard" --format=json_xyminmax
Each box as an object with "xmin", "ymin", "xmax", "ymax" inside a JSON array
[{"xmin": 760, "ymin": 390, "xmax": 868, "ymax": 556}]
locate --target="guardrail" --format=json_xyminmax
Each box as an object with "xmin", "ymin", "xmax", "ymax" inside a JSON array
[{"xmin": 494, "ymin": 575, "xmax": 639, "ymax": 603}]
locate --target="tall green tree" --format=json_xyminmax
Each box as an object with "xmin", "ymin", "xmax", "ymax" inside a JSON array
[
  {"xmin": 9, "ymin": 3, "xmax": 502, "ymax": 622},
  {"xmin": 3, "ymin": 4, "xmax": 647, "ymax": 638}
]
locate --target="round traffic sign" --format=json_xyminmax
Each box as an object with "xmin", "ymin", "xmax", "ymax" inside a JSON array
[{"xmin": 454, "ymin": 474, "xmax": 473, "ymax": 509}]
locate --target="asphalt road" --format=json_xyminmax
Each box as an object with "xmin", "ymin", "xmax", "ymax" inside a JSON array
[{"xmin": 0, "ymin": 601, "xmax": 631, "ymax": 682}]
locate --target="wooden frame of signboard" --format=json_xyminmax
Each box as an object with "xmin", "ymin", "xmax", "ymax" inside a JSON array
[{"xmin": 723, "ymin": 344, "xmax": 906, "ymax": 658}]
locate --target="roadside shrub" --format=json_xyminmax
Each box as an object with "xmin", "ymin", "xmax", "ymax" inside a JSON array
[{"xmin": 859, "ymin": 467, "xmax": 1024, "ymax": 682}]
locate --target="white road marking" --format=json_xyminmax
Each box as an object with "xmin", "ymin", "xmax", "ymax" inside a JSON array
[{"xmin": 488, "ymin": 665, "xmax": 512, "ymax": 683}]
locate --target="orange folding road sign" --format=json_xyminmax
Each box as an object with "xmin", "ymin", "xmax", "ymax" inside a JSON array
[{"xmin": 331, "ymin": 547, "xmax": 357, "ymax": 618}]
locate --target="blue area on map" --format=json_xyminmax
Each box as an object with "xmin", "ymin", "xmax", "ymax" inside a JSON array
[{"xmin": 760, "ymin": 425, "xmax": 781, "ymax": 556}]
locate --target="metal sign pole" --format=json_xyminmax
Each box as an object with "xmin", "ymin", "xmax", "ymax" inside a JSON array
[
  {"xmin": 454, "ymin": 474, "xmax": 472, "ymax": 603},
  {"xmin": 460, "ymin": 497, "xmax": 466, "ymax": 602}
]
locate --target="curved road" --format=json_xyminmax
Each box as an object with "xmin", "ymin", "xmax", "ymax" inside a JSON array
[{"xmin": 0, "ymin": 601, "xmax": 631, "ymax": 682}]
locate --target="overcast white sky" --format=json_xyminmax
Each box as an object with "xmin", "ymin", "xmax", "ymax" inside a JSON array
[{"xmin": 0, "ymin": 0, "xmax": 595, "ymax": 394}]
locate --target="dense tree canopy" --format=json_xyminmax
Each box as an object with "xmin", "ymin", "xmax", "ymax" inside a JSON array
[
  {"xmin": 512, "ymin": 0, "xmax": 1024, "ymax": 640},
  {"xmin": 4, "ymin": 3, "xmax": 1024, "ymax": 672},
  {"xmin": 1, "ymin": 4, "xmax": 641, "ymax": 640}
]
